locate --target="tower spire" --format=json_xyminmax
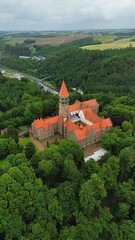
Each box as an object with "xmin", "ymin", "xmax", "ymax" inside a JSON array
[
  {"xmin": 59, "ymin": 80, "xmax": 69, "ymax": 97},
  {"xmin": 59, "ymin": 81, "xmax": 69, "ymax": 119}
]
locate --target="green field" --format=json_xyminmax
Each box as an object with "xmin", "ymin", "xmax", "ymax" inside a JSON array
[
  {"xmin": 5, "ymin": 38, "xmax": 25, "ymax": 45},
  {"xmin": 93, "ymin": 35, "xmax": 117, "ymax": 43},
  {"xmin": 82, "ymin": 37, "xmax": 135, "ymax": 50}
]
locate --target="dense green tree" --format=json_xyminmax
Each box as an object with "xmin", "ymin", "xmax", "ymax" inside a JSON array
[
  {"xmin": 0, "ymin": 138, "xmax": 9, "ymax": 160},
  {"xmin": 59, "ymin": 139, "xmax": 84, "ymax": 168},
  {"xmin": 82, "ymin": 159, "xmax": 100, "ymax": 180},
  {"xmin": 0, "ymin": 165, "xmax": 36, "ymax": 238},
  {"xmin": 122, "ymin": 121, "xmax": 133, "ymax": 136},
  {"xmin": 119, "ymin": 220, "xmax": 135, "ymax": 240},
  {"xmin": 116, "ymin": 180, "xmax": 135, "ymax": 206},
  {"xmin": 62, "ymin": 154, "xmax": 82, "ymax": 183},
  {"xmin": 100, "ymin": 156, "xmax": 120, "ymax": 190},
  {"xmin": 57, "ymin": 181, "xmax": 78, "ymax": 225},
  {"xmin": 8, "ymin": 138, "xmax": 18, "ymax": 154},
  {"xmin": 116, "ymin": 202, "xmax": 130, "ymax": 220},
  {"xmin": 6, "ymin": 153, "xmax": 28, "ymax": 167},
  {"xmin": 6, "ymin": 125, "xmax": 19, "ymax": 143},
  {"xmin": 80, "ymin": 173, "xmax": 106, "ymax": 216},
  {"xmin": 119, "ymin": 147, "xmax": 135, "ymax": 180},
  {"xmin": 25, "ymin": 142, "xmax": 36, "ymax": 160}
]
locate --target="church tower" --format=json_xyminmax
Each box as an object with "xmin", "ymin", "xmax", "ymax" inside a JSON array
[{"xmin": 59, "ymin": 81, "xmax": 69, "ymax": 120}]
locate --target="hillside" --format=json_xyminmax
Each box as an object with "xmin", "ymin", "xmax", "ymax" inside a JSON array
[
  {"xmin": 0, "ymin": 33, "xmax": 135, "ymax": 239},
  {"xmin": 1, "ymin": 41, "xmax": 135, "ymax": 95}
]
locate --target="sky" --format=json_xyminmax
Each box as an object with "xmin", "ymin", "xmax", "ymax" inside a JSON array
[{"xmin": 0, "ymin": 0, "xmax": 135, "ymax": 31}]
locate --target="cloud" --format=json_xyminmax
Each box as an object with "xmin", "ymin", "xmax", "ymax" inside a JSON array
[{"xmin": 0, "ymin": 0, "xmax": 135, "ymax": 30}]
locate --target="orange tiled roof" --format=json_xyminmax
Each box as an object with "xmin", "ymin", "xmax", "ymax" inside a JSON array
[
  {"xmin": 81, "ymin": 118, "xmax": 112, "ymax": 135},
  {"xmin": 82, "ymin": 124, "xmax": 97, "ymax": 135},
  {"xmin": 82, "ymin": 108, "xmax": 101, "ymax": 123},
  {"xmin": 100, "ymin": 118, "xmax": 112, "ymax": 128},
  {"xmin": 68, "ymin": 102, "xmax": 81, "ymax": 113},
  {"xmin": 64, "ymin": 119, "xmax": 78, "ymax": 131},
  {"xmin": 33, "ymin": 116, "xmax": 59, "ymax": 130},
  {"xmin": 59, "ymin": 81, "xmax": 69, "ymax": 97},
  {"xmin": 82, "ymin": 99, "xmax": 99, "ymax": 107},
  {"xmin": 74, "ymin": 128, "xmax": 86, "ymax": 141},
  {"xmin": 68, "ymin": 99, "xmax": 98, "ymax": 113},
  {"xmin": 33, "ymin": 118, "xmax": 45, "ymax": 128}
]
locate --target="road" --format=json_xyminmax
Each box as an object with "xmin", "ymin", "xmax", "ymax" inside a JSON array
[{"xmin": 0, "ymin": 63, "xmax": 58, "ymax": 95}]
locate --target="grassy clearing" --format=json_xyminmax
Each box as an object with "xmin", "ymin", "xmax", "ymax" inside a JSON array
[
  {"xmin": 19, "ymin": 125, "xmax": 29, "ymax": 131},
  {"xmin": 82, "ymin": 37, "xmax": 135, "ymax": 51},
  {"xmin": 19, "ymin": 137, "xmax": 32, "ymax": 146},
  {"xmin": 19, "ymin": 137, "xmax": 40, "ymax": 153},
  {"xmin": 93, "ymin": 35, "xmax": 117, "ymax": 43}
]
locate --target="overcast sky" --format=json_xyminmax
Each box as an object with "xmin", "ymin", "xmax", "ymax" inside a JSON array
[{"xmin": 0, "ymin": 0, "xmax": 135, "ymax": 31}]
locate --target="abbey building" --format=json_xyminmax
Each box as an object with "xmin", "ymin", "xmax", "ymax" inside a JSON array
[{"xmin": 32, "ymin": 81, "xmax": 112, "ymax": 148}]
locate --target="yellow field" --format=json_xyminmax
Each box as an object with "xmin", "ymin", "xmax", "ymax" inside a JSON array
[{"xmin": 82, "ymin": 38, "xmax": 135, "ymax": 50}]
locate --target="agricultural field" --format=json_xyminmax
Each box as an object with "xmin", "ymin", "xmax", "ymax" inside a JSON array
[
  {"xmin": 93, "ymin": 34, "xmax": 117, "ymax": 43},
  {"xmin": 82, "ymin": 37, "xmax": 135, "ymax": 50},
  {"xmin": 3, "ymin": 34, "xmax": 93, "ymax": 46}
]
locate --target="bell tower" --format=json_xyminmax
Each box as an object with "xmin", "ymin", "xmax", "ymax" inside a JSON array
[{"xmin": 59, "ymin": 81, "xmax": 69, "ymax": 120}]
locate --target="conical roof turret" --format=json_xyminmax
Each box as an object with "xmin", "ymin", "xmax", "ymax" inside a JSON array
[{"xmin": 59, "ymin": 81, "xmax": 69, "ymax": 97}]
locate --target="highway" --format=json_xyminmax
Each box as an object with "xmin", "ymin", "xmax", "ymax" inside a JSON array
[{"xmin": 0, "ymin": 63, "xmax": 58, "ymax": 95}]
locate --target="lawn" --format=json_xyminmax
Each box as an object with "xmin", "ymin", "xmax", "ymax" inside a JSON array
[{"xmin": 82, "ymin": 38, "xmax": 135, "ymax": 51}]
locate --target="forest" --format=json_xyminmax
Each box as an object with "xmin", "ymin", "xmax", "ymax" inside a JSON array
[
  {"xmin": 1, "ymin": 44, "xmax": 135, "ymax": 96},
  {"xmin": 0, "ymin": 73, "xmax": 135, "ymax": 239},
  {"xmin": 0, "ymin": 40, "xmax": 135, "ymax": 239}
]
